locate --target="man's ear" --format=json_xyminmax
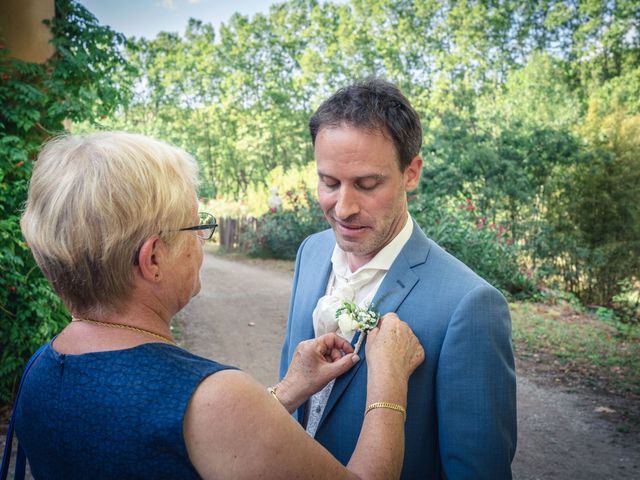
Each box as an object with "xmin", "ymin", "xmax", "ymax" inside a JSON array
[
  {"xmin": 136, "ymin": 235, "xmax": 164, "ymax": 281},
  {"xmin": 404, "ymin": 155, "xmax": 423, "ymax": 192}
]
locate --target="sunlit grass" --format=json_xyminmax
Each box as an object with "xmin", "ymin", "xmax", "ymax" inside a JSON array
[{"xmin": 510, "ymin": 301, "xmax": 640, "ymax": 396}]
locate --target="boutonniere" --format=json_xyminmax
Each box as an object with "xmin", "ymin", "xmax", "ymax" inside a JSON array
[{"xmin": 335, "ymin": 301, "xmax": 380, "ymax": 354}]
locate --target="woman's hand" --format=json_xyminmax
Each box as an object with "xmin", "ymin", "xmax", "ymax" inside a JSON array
[
  {"xmin": 366, "ymin": 313, "xmax": 425, "ymax": 387},
  {"xmin": 276, "ymin": 333, "xmax": 359, "ymax": 413}
]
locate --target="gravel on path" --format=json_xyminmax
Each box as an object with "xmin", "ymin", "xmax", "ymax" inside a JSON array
[{"xmin": 180, "ymin": 253, "xmax": 293, "ymax": 386}]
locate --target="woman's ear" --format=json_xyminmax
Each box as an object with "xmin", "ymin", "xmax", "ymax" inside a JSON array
[
  {"xmin": 404, "ymin": 155, "xmax": 423, "ymax": 192},
  {"xmin": 136, "ymin": 236, "xmax": 164, "ymax": 281}
]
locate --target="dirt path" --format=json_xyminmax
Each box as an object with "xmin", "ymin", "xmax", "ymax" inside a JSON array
[
  {"xmin": 179, "ymin": 254, "xmax": 291, "ymax": 386},
  {"xmin": 181, "ymin": 253, "xmax": 640, "ymax": 479}
]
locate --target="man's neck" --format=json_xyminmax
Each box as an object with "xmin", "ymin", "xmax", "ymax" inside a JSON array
[
  {"xmin": 344, "ymin": 212, "xmax": 412, "ymax": 273},
  {"xmin": 347, "ymin": 253, "xmax": 374, "ymax": 273}
]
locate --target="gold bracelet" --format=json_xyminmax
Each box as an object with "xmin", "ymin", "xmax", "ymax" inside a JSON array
[
  {"xmin": 267, "ymin": 385, "xmax": 279, "ymax": 402},
  {"xmin": 365, "ymin": 401, "xmax": 406, "ymax": 421}
]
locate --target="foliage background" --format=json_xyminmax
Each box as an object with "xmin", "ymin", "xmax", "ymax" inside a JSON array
[
  {"xmin": 0, "ymin": 0, "xmax": 131, "ymax": 403},
  {"xmin": 96, "ymin": 0, "xmax": 638, "ymax": 308}
]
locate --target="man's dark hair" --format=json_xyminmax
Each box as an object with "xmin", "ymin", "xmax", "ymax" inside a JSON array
[{"xmin": 309, "ymin": 78, "xmax": 422, "ymax": 171}]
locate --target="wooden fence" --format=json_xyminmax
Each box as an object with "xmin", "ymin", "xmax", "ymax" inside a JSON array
[{"xmin": 217, "ymin": 217, "xmax": 260, "ymax": 251}]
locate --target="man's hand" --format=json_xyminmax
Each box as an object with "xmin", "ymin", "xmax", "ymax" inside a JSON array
[{"xmin": 276, "ymin": 333, "xmax": 359, "ymax": 413}]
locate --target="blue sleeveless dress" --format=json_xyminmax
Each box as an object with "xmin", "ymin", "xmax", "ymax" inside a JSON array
[{"xmin": 14, "ymin": 342, "xmax": 236, "ymax": 479}]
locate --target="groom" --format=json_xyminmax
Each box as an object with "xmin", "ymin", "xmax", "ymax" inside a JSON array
[{"xmin": 279, "ymin": 78, "xmax": 517, "ymax": 478}]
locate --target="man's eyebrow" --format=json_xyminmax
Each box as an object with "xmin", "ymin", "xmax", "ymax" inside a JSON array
[
  {"xmin": 355, "ymin": 173, "xmax": 384, "ymax": 181},
  {"xmin": 317, "ymin": 171, "xmax": 384, "ymax": 181}
]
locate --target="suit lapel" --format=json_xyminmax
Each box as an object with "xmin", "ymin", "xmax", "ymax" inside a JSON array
[
  {"xmin": 371, "ymin": 255, "xmax": 420, "ymax": 315},
  {"xmin": 374, "ymin": 220, "xmax": 431, "ymax": 317},
  {"xmin": 318, "ymin": 221, "xmax": 430, "ymax": 427}
]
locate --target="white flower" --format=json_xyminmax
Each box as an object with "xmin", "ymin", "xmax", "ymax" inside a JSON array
[
  {"xmin": 335, "ymin": 301, "xmax": 380, "ymax": 338},
  {"xmin": 337, "ymin": 312, "xmax": 359, "ymax": 337}
]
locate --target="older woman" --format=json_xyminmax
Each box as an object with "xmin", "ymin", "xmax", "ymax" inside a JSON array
[{"xmin": 14, "ymin": 132, "xmax": 424, "ymax": 479}]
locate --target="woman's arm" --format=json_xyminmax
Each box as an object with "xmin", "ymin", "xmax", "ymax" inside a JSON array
[{"xmin": 184, "ymin": 314, "xmax": 423, "ymax": 480}]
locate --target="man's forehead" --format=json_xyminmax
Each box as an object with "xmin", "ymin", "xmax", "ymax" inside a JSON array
[
  {"xmin": 316, "ymin": 122, "xmax": 390, "ymax": 140},
  {"xmin": 314, "ymin": 123, "xmax": 402, "ymax": 169}
]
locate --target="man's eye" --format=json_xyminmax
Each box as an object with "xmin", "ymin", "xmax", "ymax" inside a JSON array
[
  {"xmin": 322, "ymin": 178, "xmax": 339, "ymax": 188},
  {"xmin": 357, "ymin": 180, "xmax": 379, "ymax": 191}
]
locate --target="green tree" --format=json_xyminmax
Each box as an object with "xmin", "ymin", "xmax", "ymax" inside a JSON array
[
  {"xmin": 0, "ymin": 0, "xmax": 131, "ymax": 403},
  {"xmin": 544, "ymin": 103, "xmax": 640, "ymax": 305}
]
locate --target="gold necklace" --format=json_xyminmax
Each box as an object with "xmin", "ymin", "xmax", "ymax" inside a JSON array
[{"xmin": 71, "ymin": 317, "xmax": 177, "ymax": 346}]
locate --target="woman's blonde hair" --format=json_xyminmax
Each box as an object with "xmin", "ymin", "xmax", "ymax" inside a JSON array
[{"xmin": 21, "ymin": 132, "xmax": 199, "ymax": 314}]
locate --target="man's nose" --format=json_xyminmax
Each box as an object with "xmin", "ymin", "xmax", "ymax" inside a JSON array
[{"xmin": 334, "ymin": 186, "xmax": 359, "ymax": 220}]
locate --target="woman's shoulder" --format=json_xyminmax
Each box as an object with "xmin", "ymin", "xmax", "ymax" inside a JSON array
[
  {"xmin": 143, "ymin": 343, "xmax": 237, "ymax": 373},
  {"xmin": 35, "ymin": 341, "xmax": 238, "ymax": 392}
]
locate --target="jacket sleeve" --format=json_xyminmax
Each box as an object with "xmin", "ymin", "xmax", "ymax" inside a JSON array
[{"xmin": 437, "ymin": 284, "xmax": 517, "ymax": 479}]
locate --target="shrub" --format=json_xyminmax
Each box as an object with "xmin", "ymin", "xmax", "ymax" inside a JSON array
[
  {"xmin": 610, "ymin": 279, "xmax": 640, "ymax": 325},
  {"xmin": 410, "ymin": 196, "xmax": 536, "ymax": 297},
  {"xmin": 243, "ymin": 188, "xmax": 327, "ymax": 260},
  {"xmin": 540, "ymin": 105, "xmax": 640, "ymax": 306}
]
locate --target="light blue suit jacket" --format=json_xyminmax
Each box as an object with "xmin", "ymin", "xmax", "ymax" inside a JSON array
[{"xmin": 280, "ymin": 221, "xmax": 517, "ymax": 479}]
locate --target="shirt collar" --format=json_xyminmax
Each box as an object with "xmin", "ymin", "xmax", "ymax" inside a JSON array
[{"xmin": 331, "ymin": 212, "xmax": 413, "ymax": 278}]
